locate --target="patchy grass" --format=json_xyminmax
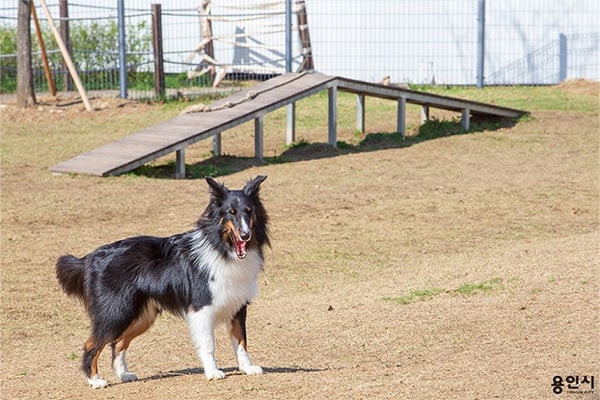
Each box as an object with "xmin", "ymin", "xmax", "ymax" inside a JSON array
[
  {"xmin": 383, "ymin": 278, "xmax": 504, "ymax": 304},
  {"xmin": 453, "ymin": 278, "xmax": 503, "ymax": 296},
  {"xmin": 383, "ymin": 288, "xmax": 445, "ymax": 304}
]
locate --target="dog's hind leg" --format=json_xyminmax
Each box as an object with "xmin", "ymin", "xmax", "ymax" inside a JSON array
[
  {"xmin": 229, "ymin": 305, "xmax": 263, "ymax": 376},
  {"xmin": 111, "ymin": 339, "xmax": 137, "ymax": 383},
  {"xmin": 83, "ymin": 336, "xmax": 108, "ymax": 389},
  {"xmin": 111, "ymin": 302, "xmax": 160, "ymax": 383}
]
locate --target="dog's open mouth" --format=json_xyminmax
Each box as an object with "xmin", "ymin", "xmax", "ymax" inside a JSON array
[{"xmin": 232, "ymin": 235, "xmax": 249, "ymax": 259}]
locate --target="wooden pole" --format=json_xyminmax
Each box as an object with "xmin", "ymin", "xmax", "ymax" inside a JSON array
[
  {"xmin": 59, "ymin": 0, "xmax": 73, "ymax": 90},
  {"xmin": 30, "ymin": 0, "xmax": 56, "ymax": 96},
  {"xmin": 200, "ymin": 0, "xmax": 215, "ymax": 78},
  {"xmin": 295, "ymin": 0, "xmax": 314, "ymax": 71},
  {"xmin": 39, "ymin": 0, "xmax": 92, "ymax": 110},
  {"xmin": 151, "ymin": 3, "xmax": 165, "ymax": 97}
]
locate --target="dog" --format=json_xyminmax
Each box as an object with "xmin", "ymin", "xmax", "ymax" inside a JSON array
[{"xmin": 56, "ymin": 176, "xmax": 269, "ymax": 388}]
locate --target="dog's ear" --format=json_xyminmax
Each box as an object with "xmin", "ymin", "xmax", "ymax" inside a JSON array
[
  {"xmin": 243, "ymin": 175, "xmax": 267, "ymax": 197},
  {"xmin": 205, "ymin": 177, "xmax": 228, "ymax": 199}
]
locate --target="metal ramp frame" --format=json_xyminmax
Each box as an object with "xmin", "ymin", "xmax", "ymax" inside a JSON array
[{"xmin": 49, "ymin": 72, "xmax": 526, "ymax": 178}]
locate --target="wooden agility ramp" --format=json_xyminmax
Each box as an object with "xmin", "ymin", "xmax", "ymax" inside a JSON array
[{"xmin": 49, "ymin": 72, "xmax": 526, "ymax": 178}]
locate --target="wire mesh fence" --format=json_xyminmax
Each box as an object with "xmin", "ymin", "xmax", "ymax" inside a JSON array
[{"xmin": 1, "ymin": 0, "xmax": 598, "ymax": 101}]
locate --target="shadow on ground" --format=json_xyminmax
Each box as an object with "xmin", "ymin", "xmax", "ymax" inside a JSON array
[
  {"xmin": 129, "ymin": 115, "xmax": 521, "ymax": 179},
  {"xmin": 112, "ymin": 365, "xmax": 327, "ymax": 386}
]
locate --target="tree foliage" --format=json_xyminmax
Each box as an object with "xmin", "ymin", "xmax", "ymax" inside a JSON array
[{"xmin": 1, "ymin": 18, "xmax": 151, "ymax": 92}]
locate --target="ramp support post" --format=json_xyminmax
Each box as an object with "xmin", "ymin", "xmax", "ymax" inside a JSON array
[
  {"xmin": 286, "ymin": 103, "xmax": 295, "ymax": 145},
  {"xmin": 175, "ymin": 148, "xmax": 185, "ymax": 179},
  {"xmin": 213, "ymin": 133, "xmax": 222, "ymax": 156},
  {"xmin": 255, "ymin": 116, "xmax": 264, "ymax": 160},
  {"xmin": 356, "ymin": 94, "xmax": 365, "ymax": 133},
  {"xmin": 420, "ymin": 105, "xmax": 430, "ymax": 124},
  {"xmin": 397, "ymin": 96, "xmax": 406, "ymax": 138},
  {"xmin": 461, "ymin": 108, "xmax": 470, "ymax": 131},
  {"xmin": 328, "ymin": 86, "xmax": 337, "ymax": 147}
]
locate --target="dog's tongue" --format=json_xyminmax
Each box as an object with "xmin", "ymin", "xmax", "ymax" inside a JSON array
[{"xmin": 234, "ymin": 236, "xmax": 247, "ymax": 259}]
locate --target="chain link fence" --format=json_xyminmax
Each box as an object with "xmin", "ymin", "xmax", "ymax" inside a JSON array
[{"xmin": 1, "ymin": 0, "xmax": 598, "ymax": 100}]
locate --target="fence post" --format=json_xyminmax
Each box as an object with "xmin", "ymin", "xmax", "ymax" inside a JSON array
[
  {"xmin": 285, "ymin": 0, "xmax": 292, "ymax": 73},
  {"xmin": 476, "ymin": 0, "xmax": 485, "ymax": 88},
  {"xmin": 151, "ymin": 3, "xmax": 165, "ymax": 98},
  {"xmin": 117, "ymin": 0, "xmax": 127, "ymax": 99},
  {"xmin": 285, "ymin": 0, "xmax": 295, "ymax": 144},
  {"xmin": 559, "ymin": 33, "xmax": 567, "ymax": 82},
  {"xmin": 59, "ymin": 0, "xmax": 73, "ymax": 91}
]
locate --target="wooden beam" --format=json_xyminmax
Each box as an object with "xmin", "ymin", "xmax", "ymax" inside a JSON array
[
  {"xmin": 59, "ymin": 0, "xmax": 73, "ymax": 91},
  {"xmin": 296, "ymin": 0, "xmax": 314, "ymax": 71},
  {"xmin": 151, "ymin": 4, "xmax": 165, "ymax": 97},
  {"xmin": 39, "ymin": 0, "xmax": 92, "ymax": 111},
  {"xmin": 31, "ymin": 1, "xmax": 56, "ymax": 96},
  {"xmin": 336, "ymin": 78, "xmax": 525, "ymax": 119}
]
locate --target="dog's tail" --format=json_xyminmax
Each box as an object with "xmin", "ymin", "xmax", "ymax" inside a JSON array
[{"xmin": 56, "ymin": 254, "xmax": 87, "ymax": 302}]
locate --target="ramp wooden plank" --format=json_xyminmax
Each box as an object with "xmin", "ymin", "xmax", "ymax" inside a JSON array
[
  {"xmin": 50, "ymin": 72, "xmax": 337, "ymax": 176},
  {"xmin": 336, "ymin": 77, "xmax": 526, "ymax": 119},
  {"xmin": 49, "ymin": 72, "xmax": 526, "ymax": 177}
]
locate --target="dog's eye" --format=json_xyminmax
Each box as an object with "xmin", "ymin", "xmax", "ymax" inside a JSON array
[
  {"xmin": 229, "ymin": 209, "xmax": 237, "ymax": 215},
  {"xmin": 245, "ymin": 207, "xmax": 252, "ymax": 214}
]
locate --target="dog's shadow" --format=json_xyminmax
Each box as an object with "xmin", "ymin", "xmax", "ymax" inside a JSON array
[{"xmin": 130, "ymin": 365, "xmax": 324, "ymax": 385}]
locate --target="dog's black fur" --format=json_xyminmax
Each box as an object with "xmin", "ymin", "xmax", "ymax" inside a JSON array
[{"xmin": 56, "ymin": 176, "xmax": 269, "ymax": 387}]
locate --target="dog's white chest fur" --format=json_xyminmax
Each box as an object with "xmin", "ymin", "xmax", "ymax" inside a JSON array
[
  {"xmin": 208, "ymin": 249, "xmax": 262, "ymax": 319},
  {"xmin": 190, "ymin": 232, "xmax": 263, "ymax": 319}
]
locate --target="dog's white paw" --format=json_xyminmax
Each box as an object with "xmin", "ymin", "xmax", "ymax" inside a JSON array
[
  {"xmin": 205, "ymin": 368, "xmax": 226, "ymax": 380},
  {"xmin": 87, "ymin": 375, "xmax": 108, "ymax": 389},
  {"xmin": 119, "ymin": 372, "xmax": 138, "ymax": 383},
  {"xmin": 241, "ymin": 365, "xmax": 263, "ymax": 375}
]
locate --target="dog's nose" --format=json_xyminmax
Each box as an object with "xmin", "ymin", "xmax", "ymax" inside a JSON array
[{"xmin": 240, "ymin": 230, "xmax": 251, "ymax": 241}]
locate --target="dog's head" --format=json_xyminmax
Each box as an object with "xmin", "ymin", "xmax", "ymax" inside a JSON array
[{"xmin": 201, "ymin": 175, "xmax": 269, "ymax": 259}]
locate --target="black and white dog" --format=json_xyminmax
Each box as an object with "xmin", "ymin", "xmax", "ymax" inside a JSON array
[{"xmin": 56, "ymin": 176, "xmax": 269, "ymax": 388}]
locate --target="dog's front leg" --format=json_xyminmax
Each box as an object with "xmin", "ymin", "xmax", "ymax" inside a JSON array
[
  {"xmin": 229, "ymin": 305, "xmax": 263, "ymax": 375},
  {"xmin": 186, "ymin": 308, "xmax": 225, "ymax": 380}
]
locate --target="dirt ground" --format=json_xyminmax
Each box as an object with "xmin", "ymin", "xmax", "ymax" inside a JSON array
[{"xmin": 1, "ymin": 81, "xmax": 598, "ymax": 399}]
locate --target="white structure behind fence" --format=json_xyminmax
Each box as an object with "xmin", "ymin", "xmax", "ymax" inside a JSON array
[{"xmin": 1, "ymin": 0, "xmax": 598, "ymax": 99}]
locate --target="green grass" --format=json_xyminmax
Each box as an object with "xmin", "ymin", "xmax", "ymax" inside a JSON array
[
  {"xmin": 383, "ymin": 278, "xmax": 504, "ymax": 305},
  {"xmin": 383, "ymin": 288, "xmax": 445, "ymax": 305},
  {"xmin": 412, "ymin": 84, "xmax": 598, "ymax": 113},
  {"xmin": 454, "ymin": 278, "xmax": 503, "ymax": 295}
]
